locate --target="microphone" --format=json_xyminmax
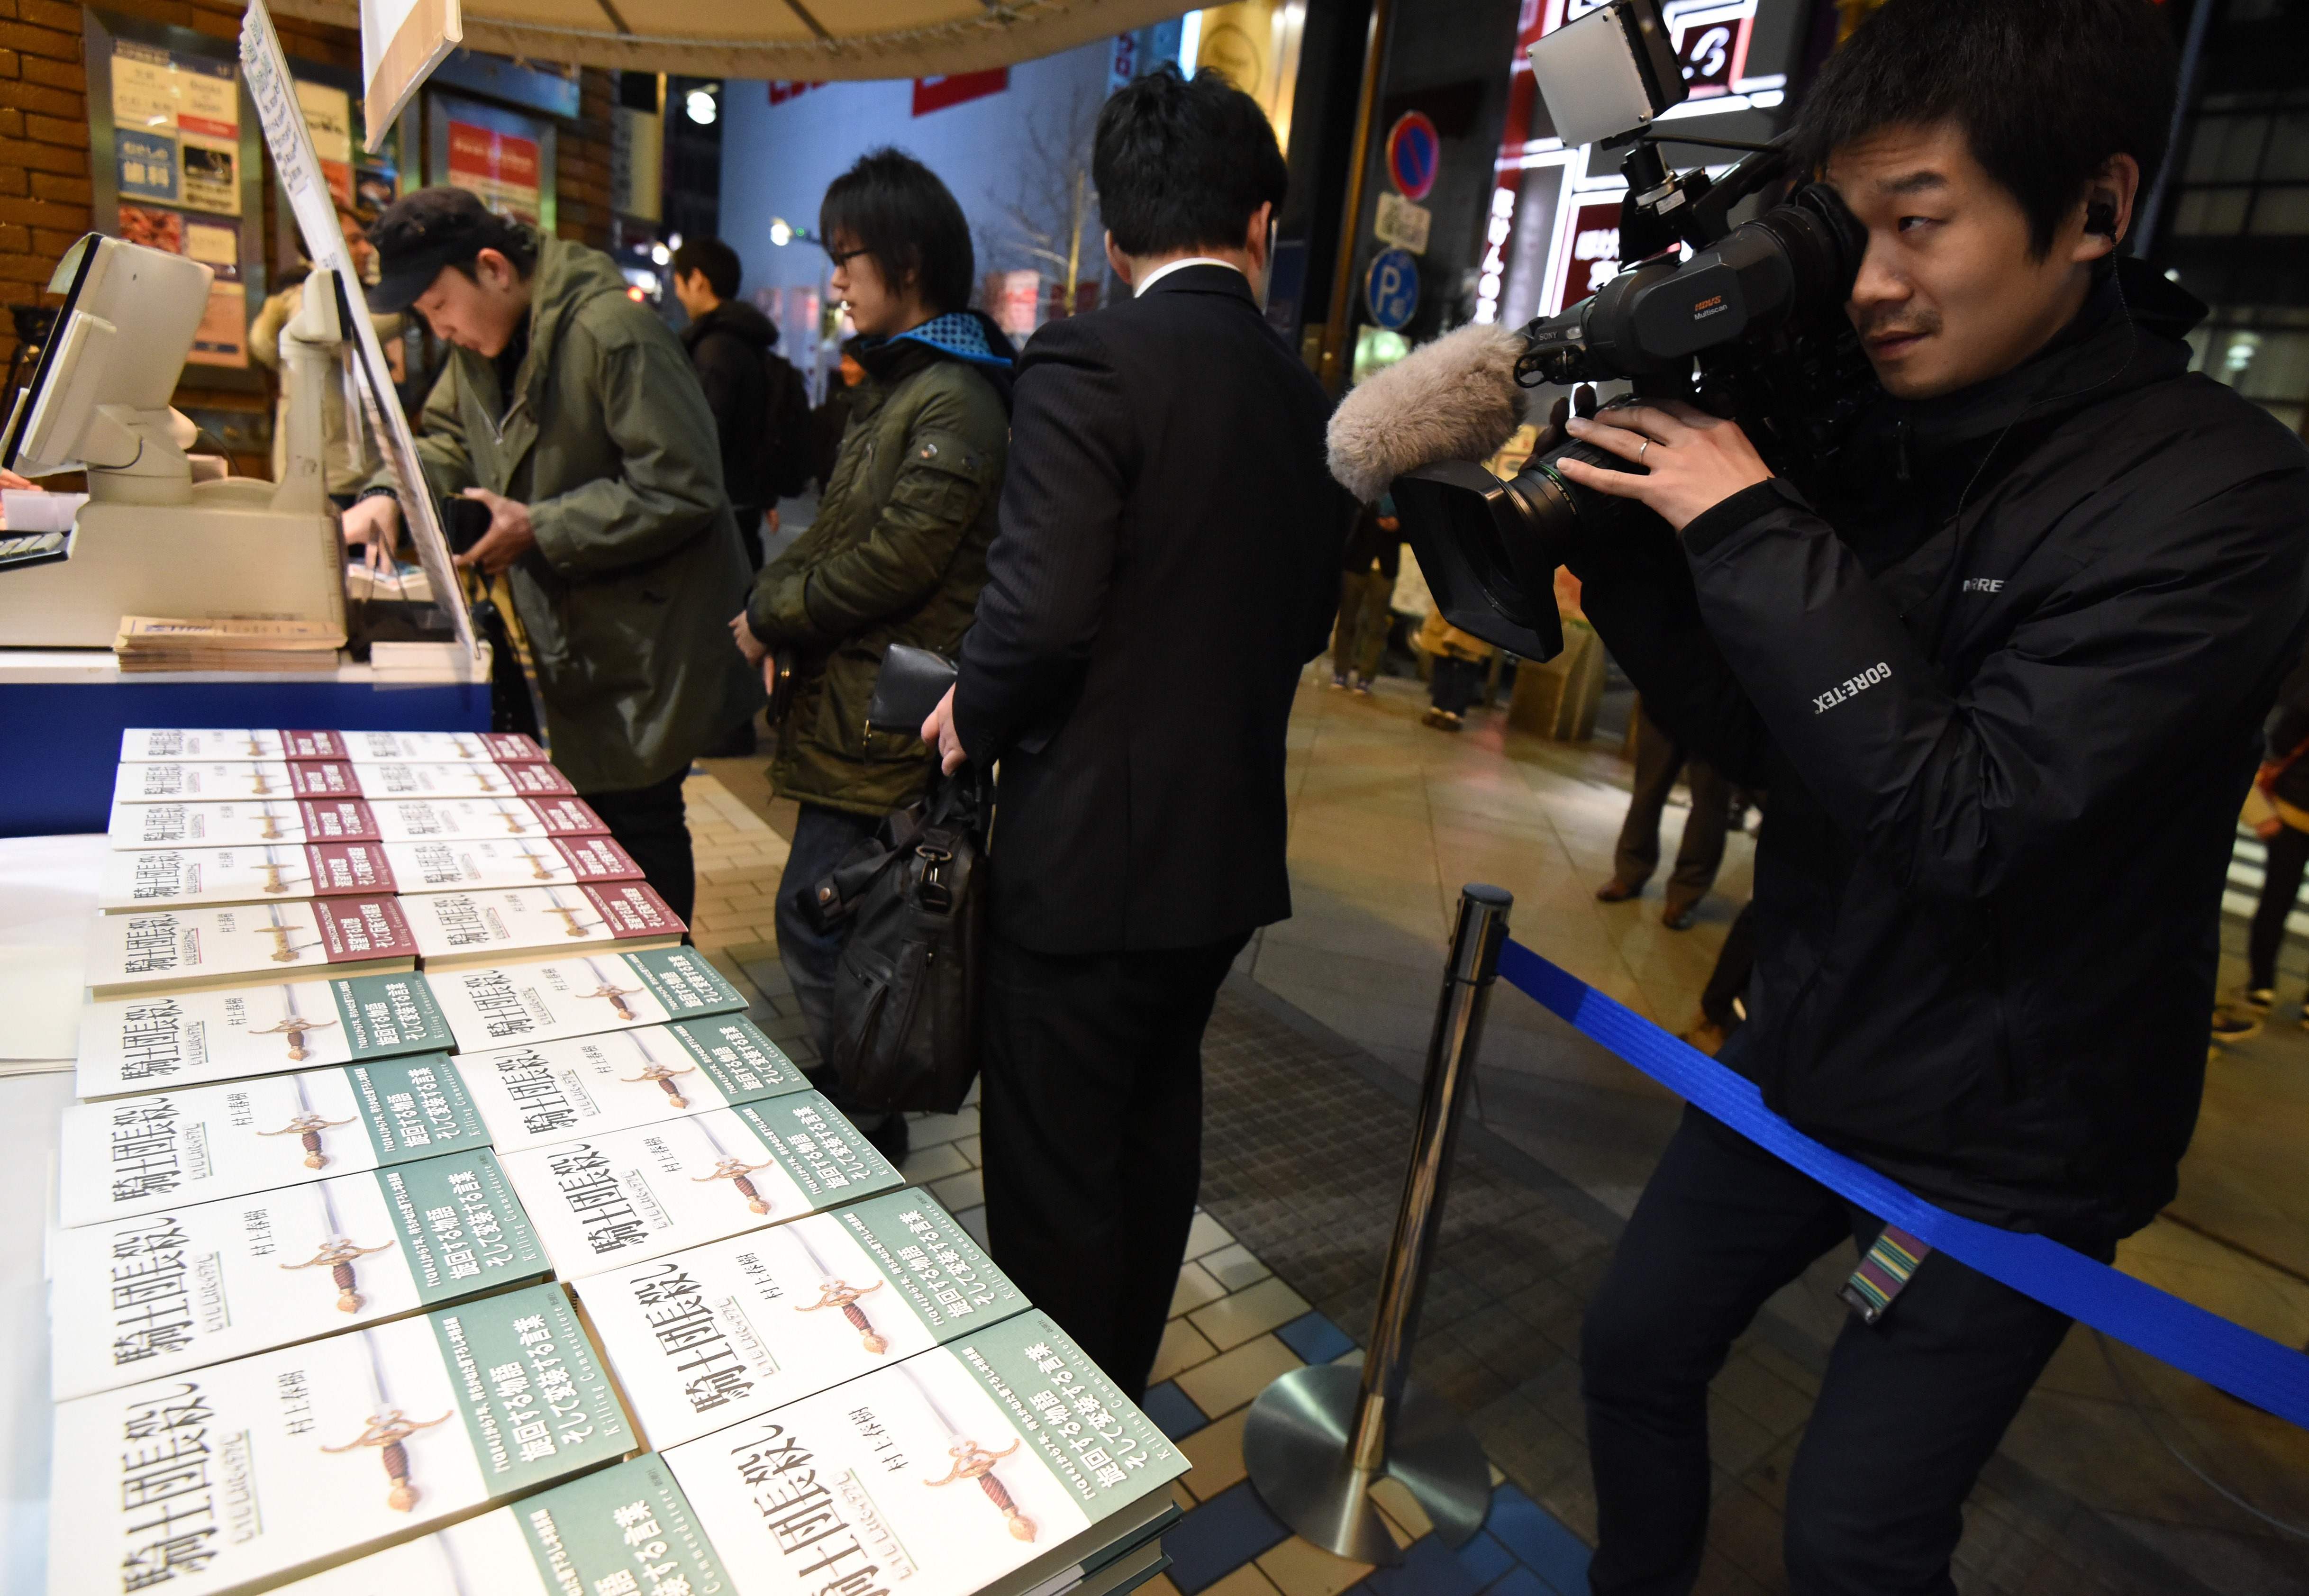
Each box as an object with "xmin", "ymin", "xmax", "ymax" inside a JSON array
[{"xmin": 1327, "ymin": 322, "xmax": 1529, "ymax": 503}]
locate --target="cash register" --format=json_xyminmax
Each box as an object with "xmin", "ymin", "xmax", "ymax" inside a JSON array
[{"xmin": 0, "ymin": 232, "xmax": 347, "ymax": 645}]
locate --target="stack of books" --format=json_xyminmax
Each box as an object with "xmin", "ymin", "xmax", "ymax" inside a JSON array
[
  {"xmin": 38, "ymin": 727, "xmax": 1187, "ymax": 1596},
  {"xmin": 113, "ymin": 616, "xmax": 347, "ymax": 672}
]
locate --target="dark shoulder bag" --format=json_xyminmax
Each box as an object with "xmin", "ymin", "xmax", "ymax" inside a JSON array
[{"xmin": 804, "ymin": 768, "xmax": 987, "ymax": 1115}]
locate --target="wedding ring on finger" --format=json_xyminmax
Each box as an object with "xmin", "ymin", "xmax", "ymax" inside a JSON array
[{"xmin": 1638, "ymin": 437, "xmax": 1651, "ymax": 461}]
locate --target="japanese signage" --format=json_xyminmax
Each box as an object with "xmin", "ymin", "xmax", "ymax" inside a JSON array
[{"xmin": 446, "ymin": 119, "xmax": 543, "ymax": 225}]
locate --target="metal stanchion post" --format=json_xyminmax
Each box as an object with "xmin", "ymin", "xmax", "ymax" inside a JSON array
[{"xmin": 1242, "ymin": 884, "xmax": 1511, "ymax": 1565}]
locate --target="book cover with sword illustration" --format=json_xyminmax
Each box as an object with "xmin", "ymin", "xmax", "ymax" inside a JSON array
[
  {"xmin": 404, "ymin": 884, "xmax": 686, "ymax": 970},
  {"xmin": 578, "ymin": 1189, "xmax": 1029, "ymax": 1450},
  {"xmin": 95, "ymin": 839, "xmax": 645, "ymax": 912},
  {"xmin": 663, "ymin": 1310, "xmax": 1186, "ymax": 1596},
  {"xmin": 85, "ymin": 898, "xmax": 420, "ymax": 998},
  {"xmin": 107, "ymin": 799, "xmax": 349, "ymax": 851},
  {"xmin": 456, "ymin": 1016, "xmax": 805, "ymax": 1156},
  {"xmin": 283, "ymin": 761, "xmax": 579, "ymax": 802},
  {"xmin": 264, "ymin": 1454, "xmax": 728, "ymax": 1596},
  {"xmin": 47, "ymin": 1282, "xmax": 634, "ymax": 1596},
  {"xmin": 119, "ymin": 729, "xmax": 548, "ymax": 765},
  {"xmin": 57, "ymin": 1052, "xmax": 486, "ymax": 1227},
  {"xmin": 50, "ymin": 1145, "xmax": 550, "ymax": 1400},
  {"xmin": 498, "ymin": 1094, "xmax": 903, "ymax": 1279},
  {"xmin": 75, "ymin": 972, "xmax": 455, "ymax": 1099},
  {"xmin": 114, "ymin": 761, "xmax": 306, "ymax": 805},
  {"xmin": 425, "ymin": 951, "xmax": 747, "ymax": 1053}
]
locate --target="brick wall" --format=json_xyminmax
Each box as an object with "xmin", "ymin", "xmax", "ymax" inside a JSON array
[{"xmin": 0, "ymin": 2, "xmax": 614, "ymax": 386}]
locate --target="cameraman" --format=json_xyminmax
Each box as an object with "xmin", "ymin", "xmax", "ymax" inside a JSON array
[{"xmin": 1550, "ymin": 2, "xmax": 2309, "ymax": 1591}]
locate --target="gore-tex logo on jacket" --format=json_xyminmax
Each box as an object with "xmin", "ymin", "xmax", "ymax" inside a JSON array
[{"xmin": 1814, "ymin": 662, "xmax": 1890, "ymax": 714}]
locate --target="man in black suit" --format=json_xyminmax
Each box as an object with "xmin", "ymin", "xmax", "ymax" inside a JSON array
[{"xmin": 921, "ymin": 67, "xmax": 1343, "ymax": 1398}]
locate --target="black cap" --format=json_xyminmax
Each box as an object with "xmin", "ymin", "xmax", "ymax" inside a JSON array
[{"xmin": 365, "ymin": 186, "xmax": 500, "ymax": 314}]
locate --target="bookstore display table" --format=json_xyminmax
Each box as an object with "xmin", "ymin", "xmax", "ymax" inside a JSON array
[{"xmin": 0, "ymin": 653, "xmax": 490, "ymax": 837}]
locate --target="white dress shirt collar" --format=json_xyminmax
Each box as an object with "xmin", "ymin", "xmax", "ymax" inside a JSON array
[{"xmin": 1132, "ymin": 256, "xmax": 1246, "ymax": 296}]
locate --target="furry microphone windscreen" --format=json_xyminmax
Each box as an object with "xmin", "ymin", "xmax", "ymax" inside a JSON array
[{"xmin": 1326, "ymin": 322, "xmax": 1528, "ymax": 502}]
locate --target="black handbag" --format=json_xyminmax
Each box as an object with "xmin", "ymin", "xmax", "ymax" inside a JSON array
[{"xmin": 805, "ymin": 766, "xmax": 988, "ymax": 1115}]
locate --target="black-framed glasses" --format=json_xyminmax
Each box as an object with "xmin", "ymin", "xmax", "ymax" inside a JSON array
[{"xmin": 827, "ymin": 246, "xmax": 870, "ymax": 269}]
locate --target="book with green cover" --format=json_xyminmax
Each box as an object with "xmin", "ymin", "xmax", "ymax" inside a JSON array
[
  {"xmin": 496, "ymin": 1094, "xmax": 903, "ymax": 1279},
  {"xmin": 49, "ymin": 1146, "xmax": 550, "ymax": 1400},
  {"xmin": 663, "ymin": 1310, "xmax": 1188, "ymax": 1596},
  {"xmin": 47, "ymin": 1282, "xmax": 634, "ymax": 1596},
  {"xmin": 74, "ymin": 973, "xmax": 454, "ymax": 1098},
  {"xmin": 266, "ymin": 1454, "xmax": 729, "ymax": 1596},
  {"xmin": 576, "ymin": 1189, "xmax": 1030, "ymax": 1449},
  {"xmin": 424, "ymin": 949, "xmax": 746, "ymax": 1053},
  {"xmin": 56, "ymin": 1055, "xmax": 488, "ymax": 1229},
  {"xmin": 455, "ymin": 1016, "xmax": 808, "ymax": 1156}
]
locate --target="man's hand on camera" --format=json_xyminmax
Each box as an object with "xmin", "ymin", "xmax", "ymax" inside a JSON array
[
  {"xmin": 340, "ymin": 492, "xmax": 401, "ymax": 575},
  {"xmin": 1558, "ymin": 401, "xmax": 1772, "ymax": 533},
  {"xmin": 730, "ymin": 611, "xmax": 768, "ymax": 666},
  {"xmin": 452, "ymin": 487, "xmax": 537, "ymax": 577},
  {"xmin": 921, "ymin": 685, "xmax": 968, "ymax": 776}
]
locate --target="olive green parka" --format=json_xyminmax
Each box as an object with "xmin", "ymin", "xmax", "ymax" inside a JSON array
[
  {"xmin": 394, "ymin": 233, "xmax": 761, "ymax": 792},
  {"xmin": 746, "ymin": 334, "xmax": 1009, "ymax": 816}
]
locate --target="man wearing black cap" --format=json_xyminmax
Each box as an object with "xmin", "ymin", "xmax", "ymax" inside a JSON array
[{"xmin": 344, "ymin": 187, "xmax": 759, "ymax": 920}]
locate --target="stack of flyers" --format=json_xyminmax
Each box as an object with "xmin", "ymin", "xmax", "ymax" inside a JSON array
[
  {"xmin": 426, "ymin": 950, "xmax": 748, "ymax": 1052},
  {"xmin": 498, "ymin": 1095, "xmax": 903, "ymax": 1278},
  {"xmin": 577, "ymin": 1190, "xmax": 1029, "ymax": 1448},
  {"xmin": 74, "ymin": 972, "xmax": 454, "ymax": 1098},
  {"xmin": 56, "ymin": 1055, "xmax": 486, "ymax": 1228},
  {"xmin": 47, "ymin": 1284, "xmax": 634, "ymax": 1596},
  {"xmin": 456, "ymin": 1016, "xmax": 807, "ymax": 1155},
  {"xmin": 85, "ymin": 898, "xmax": 419, "ymax": 998},
  {"xmin": 48, "ymin": 1146, "xmax": 549, "ymax": 1399}
]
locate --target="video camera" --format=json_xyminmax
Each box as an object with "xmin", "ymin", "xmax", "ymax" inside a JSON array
[{"xmin": 1387, "ymin": 0, "xmax": 1878, "ymax": 662}]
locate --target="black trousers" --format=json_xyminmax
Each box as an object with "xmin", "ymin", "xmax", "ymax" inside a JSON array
[
  {"xmin": 1583, "ymin": 1104, "xmax": 2087, "ymax": 1596},
  {"xmin": 1614, "ymin": 704, "xmax": 1729, "ymax": 910},
  {"xmin": 1431, "ymin": 654, "xmax": 1485, "ymax": 715},
  {"xmin": 979, "ymin": 929, "xmax": 1249, "ymax": 1401},
  {"xmin": 582, "ymin": 766, "xmax": 696, "ymax": 925},
  {"xmin": 2248, "ymin": 822, "xmax": 2309, "ymax": 991}
]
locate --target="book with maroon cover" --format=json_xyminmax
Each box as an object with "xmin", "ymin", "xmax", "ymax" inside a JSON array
[
  {"xmin": 379, "ymin": 836, "xmax": 644, "ymax": 894},
  {"xmin": 333, "ymin": 730, "xmax": 549, "ymax": 763},
  {"xmin": 285, "ymin": 761, "xmax": 579, "ymax": 800},
  {"xmin": 96, "ymin": 843, "xmax": 387, "ymax": 910},
  {"xmin": 403, "ymin": 881, "xmax": 687, "ymax": 968},
  {"xmin": 84, "ymin": 896, "xmax": 420, "ymax": 997},
  {"xmin": 335, "ymin": 795, "xmax": 610, "ymax": 843},
  {"xmin": 117, "ymin": 729, "xmax": 348, "ymax": 762}
]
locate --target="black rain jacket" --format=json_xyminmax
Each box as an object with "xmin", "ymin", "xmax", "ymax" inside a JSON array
[{"xmin": 1569, "ymin": 261, "xmax": 2309, "ymax": 1247}]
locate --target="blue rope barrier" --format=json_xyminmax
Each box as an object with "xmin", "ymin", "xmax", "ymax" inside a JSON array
[{"xmin": 1495, "ymin": 939, "xmax": 2309, "ymax": 1430}]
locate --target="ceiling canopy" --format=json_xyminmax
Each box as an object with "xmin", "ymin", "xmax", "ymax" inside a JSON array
[{"xmin": 273, "ymin": 0, "xmax": 1195, "ymax": 83}]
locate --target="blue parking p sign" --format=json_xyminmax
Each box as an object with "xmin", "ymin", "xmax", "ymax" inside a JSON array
[{"xmin": 1364, "ymin": 248, "xmax": 1419, "ymax": 331}]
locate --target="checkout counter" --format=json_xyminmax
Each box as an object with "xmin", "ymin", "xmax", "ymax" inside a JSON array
[{"xmin": 0, "ymin": 238, "xmax": 488, "ymax": 834}]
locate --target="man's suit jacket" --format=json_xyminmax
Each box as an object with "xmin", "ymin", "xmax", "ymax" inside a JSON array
[{"xmin": 952, "ymin": 264, "xmax": 1345, "ymax": 953}]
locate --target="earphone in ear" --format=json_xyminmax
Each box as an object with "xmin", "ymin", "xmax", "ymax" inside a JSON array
[{"xmin": 2085, "ymin": 198, "xmax": 2118, "ymax": 239}]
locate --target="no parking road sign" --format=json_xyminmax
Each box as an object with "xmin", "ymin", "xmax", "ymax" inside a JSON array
[
  {"xmin": 1364, "ymin": 248, "xmax": 1420, "ymax": 330},
  {"xmin": 1385, "ymin": 111, "xmax": 1440, "ymax": 202}
]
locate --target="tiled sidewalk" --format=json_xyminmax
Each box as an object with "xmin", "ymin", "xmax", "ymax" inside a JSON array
[{"xmin": 675, "ymin": 770, "xmax": 1599, "ymax": 1596}]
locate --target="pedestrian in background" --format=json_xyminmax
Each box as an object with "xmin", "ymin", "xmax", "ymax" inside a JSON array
[
  {"xmin": 922, "ymin": 67, "xmax": 1343, "ymax": 1399},
  {"xmin": 731, "ymin": 149, "xmax": 1015, "ymax": 1163},
  {"xmin": 672, "ymin": 236, "xmax": 813, "ymax": 572},
  {"xmin": 1418, "ymin": 608, "xmax": 1493, "ymax": 731},
  {"xmin": 2216, "ymin": 644, "xmax": 2309, "ymax": 1042},
  {"xmin": 1331, "ymin": 494, "xmax": 1400, "ymax": 693},
  {"xmin": 1598, "ymin": 701, "xmax": 1731, "ymax": 930},
  {"xmin": 250, "ymin": 198, "xmax": 402, "ymax": 506}
]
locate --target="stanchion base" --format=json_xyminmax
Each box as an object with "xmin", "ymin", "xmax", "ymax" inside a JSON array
[{"xmin": 1242, "ymin": 1361, "xmax": 1492, "ymax": 1566}]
